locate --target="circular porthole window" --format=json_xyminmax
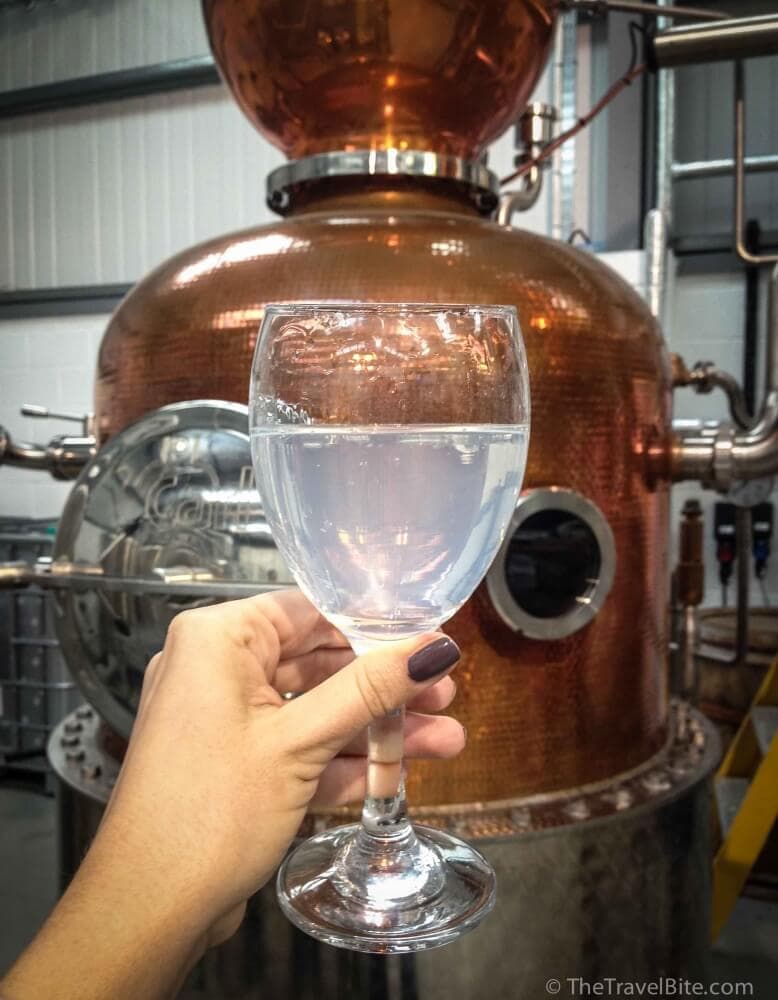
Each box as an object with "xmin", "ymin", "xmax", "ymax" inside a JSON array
[{"xmin": 486, "ymin": 487, "xmax": 616, "ymax": 640}]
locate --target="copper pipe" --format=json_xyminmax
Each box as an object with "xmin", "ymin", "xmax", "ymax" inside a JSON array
[
  {"xmin": 734, "ymin": 61, "xmax": 778, "ymax": 267},
  {"xmin": 672, "ymin": 499, "xmax": 703, "ymax": 699},
  {"xmin": 500, "ymin": 64, "xmax": 646, "ymax": 187},
  {"xmin": 677, "ymin": 500, "xmax": 704, "ymax": 608}
]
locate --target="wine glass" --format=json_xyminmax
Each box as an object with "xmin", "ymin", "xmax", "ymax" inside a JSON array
[{"xmin": 249, "ymin": 302, "xmax": 530, "ymax": 953}]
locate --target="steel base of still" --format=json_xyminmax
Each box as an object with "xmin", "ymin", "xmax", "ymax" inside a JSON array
[{"xmin": 49, "ymin": 702, "xmax": 718, "ymax": 999}]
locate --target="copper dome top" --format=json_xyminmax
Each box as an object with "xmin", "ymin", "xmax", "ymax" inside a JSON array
[{"xmin": 203, "ymin": 0, "xmax": 558, "ymax": 159}]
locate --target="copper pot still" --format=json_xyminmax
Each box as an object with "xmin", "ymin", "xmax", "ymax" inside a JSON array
[
  {"xmin": 46, "ymin": 0, "xmax": 722, "ymax": 988},
  {"xmin": 93, "ymin": 0, "xmax": 674, "ymax": 816}
]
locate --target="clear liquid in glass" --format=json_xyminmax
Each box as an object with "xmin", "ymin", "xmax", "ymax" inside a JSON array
[{"xmin": 251, "ymin": 424, "xmax": 529, "ymax": 644}]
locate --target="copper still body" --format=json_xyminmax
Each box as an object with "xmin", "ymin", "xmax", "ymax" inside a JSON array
[{"xmin": 96, "ymin": 185, "xmax": 670, "ymax": 813}]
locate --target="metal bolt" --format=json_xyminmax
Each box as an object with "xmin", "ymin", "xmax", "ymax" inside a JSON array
[
  {"xmin": 80, "ymin": 762, "xmax": 102, "ymax": 780},
  {"xmin": 643, "ymin": 771, "xmax": 672, "ymax": 795},
  {"xmin": 601, "ymin": 788, "xmax": 633, "ymax": 812},
  {"xmin": 64, "ymin": 720, "xmax": 83, "ymax": 735},
  {"xmin": 65, "ymin": 748, "xmax": 85, "ymax": 763},
  {"xmin": 60, "ymin": 734, "xmax": 80, "ymax": 748},
  {"xmin": 509, "ymin": 807, "xmax": 533, "ymax": 832},
  {"xmin": 76, "ymin": 706, "xmax": 93, "ymax": 720},
  {"xmin": 565, "ymin": 799, "xmax": 591, "ymax": 822}
]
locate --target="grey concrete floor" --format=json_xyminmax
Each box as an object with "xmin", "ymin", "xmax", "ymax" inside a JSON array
[{"xmin": 1, "ymin": 786, "xmax": 777, "ymax": 993}]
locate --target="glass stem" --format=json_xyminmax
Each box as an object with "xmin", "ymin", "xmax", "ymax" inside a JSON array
[{"xmin": 362, "ymin": 707, "xmax": 413, "ymax": 840}]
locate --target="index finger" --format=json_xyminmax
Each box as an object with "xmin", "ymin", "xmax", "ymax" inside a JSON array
[{"xmin": 235, "ymin": 588, "xmax": 350, "ymax": 658}]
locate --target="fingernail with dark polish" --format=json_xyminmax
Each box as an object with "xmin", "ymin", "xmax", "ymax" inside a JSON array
[{"xmin": 408, "ymin": 637, "xmax": 460, "ymax": 682}]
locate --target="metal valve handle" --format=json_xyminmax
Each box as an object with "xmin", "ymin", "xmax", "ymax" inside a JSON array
[{"xmin": 21, "ymin": 404, "xmax": 96, "ymax": 438}]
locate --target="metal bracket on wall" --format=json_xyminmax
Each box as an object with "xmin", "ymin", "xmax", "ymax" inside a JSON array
[
  {"xmin": 0, "ymin": 56, "xmax": 220, "ymax": 120},
  {"xmin": 0, "ymin": 285, "xmax": 132, "ymax": 320}
]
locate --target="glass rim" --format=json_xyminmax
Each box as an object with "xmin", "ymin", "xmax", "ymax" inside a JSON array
[{"xmin": 261, "ymin": 301, "xmax": 519, "ymax": 319}]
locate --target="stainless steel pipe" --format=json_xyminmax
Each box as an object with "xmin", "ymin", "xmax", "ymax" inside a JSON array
[
  {"xmin": 768, "ymin": 264, "xmax": 778, "ymax": 396},
  {"xmin": 672, "ymin": 153, "xmax": 778, "ymax": 181},
  {"xmin": 0, "ymin": 426, "xmax": 94, "ymax": 479},
  {"xmin": 652, "ymin": 14, "xmax": 778, "ymax": 68},
  {"xmin": 672, "ymin": 419, "xmax": 778, "ymax": 488},
  {"xmin": 497, "ymin": 171, "xmax": 543, "ymax": 225},
  {"xmin": 561, "ymin": 0, "xmax": 727, "ymax": 22}
]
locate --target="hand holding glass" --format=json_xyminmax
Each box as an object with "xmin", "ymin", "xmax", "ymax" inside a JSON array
[{"xmin": 249, "ymin": 303, "xmax": 530, "ymax": 952}]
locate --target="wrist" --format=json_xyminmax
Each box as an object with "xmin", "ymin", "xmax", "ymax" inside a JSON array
[
  {"xmin": 1, "ymin": 833, "xmax": 211, "ymax": 1000},
  {"xmin": 84, "ymin": 813, "xmax": 223, "ymax": 943}
]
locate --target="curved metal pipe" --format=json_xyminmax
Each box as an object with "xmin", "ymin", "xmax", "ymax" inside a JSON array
[
  {"xmin": 673, "ymin": 359, "xmax": 752, "ymax": 430},
  {"xmin": 497, "ymin": 168, "xmax": 543, "ymax": 226},
  {"xmin": 0, "ymin": 426, "xmax": 95, "ymax": 479},
  {"xmin": 734, "ymin": 62, "xmax": 778, "ymax": 267},
  {"xmin": 701, "ymin": 369, "xmax": 752, "ymax": 430},
  {"xmin": 0, "ymin": 427, "xmax": 50, "ymax": 470}
]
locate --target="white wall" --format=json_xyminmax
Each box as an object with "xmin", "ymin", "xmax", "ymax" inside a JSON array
[
  {"xmin": 0, "ymin": 89, "xmax": 287, "ymax": 289},
  {"xmin": 0, "ymin": 0, "xmax": 209, "ymax": 90}
]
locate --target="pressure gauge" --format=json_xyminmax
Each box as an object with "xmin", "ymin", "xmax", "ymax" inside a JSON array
[{"xmin": 726, "ymin": 477, "xmax": 774, "ymax": 508}]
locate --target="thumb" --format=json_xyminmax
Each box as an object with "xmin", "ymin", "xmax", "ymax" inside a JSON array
[{"xmin": 280, "ymin": 633, "xmax": 460, "ymax": 755}]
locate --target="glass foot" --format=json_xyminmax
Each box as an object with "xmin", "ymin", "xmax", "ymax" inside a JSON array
[{"xmin": 276, "ymin": 823, "xmax": 496, "ymax": 954}]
